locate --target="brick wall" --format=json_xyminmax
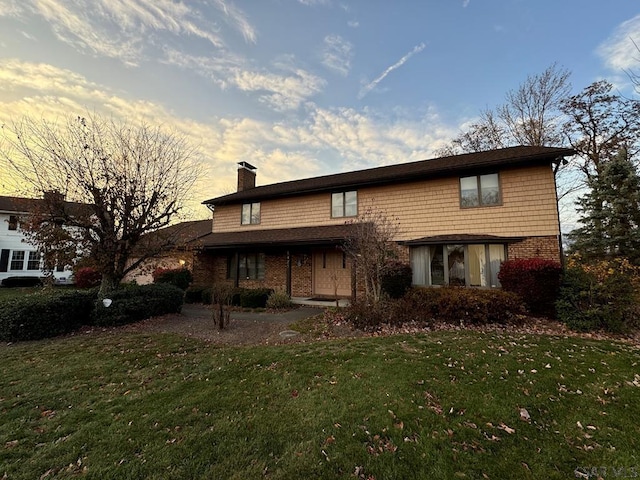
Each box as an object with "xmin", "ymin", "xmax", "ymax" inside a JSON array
[{"xmin": 508, "ymin": 236, "xmax": 561, "ymax": 263}]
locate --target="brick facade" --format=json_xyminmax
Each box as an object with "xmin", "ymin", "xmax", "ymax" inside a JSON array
[{"xmin": 507, "ymin": 235, "xmax": 561, "ymax": 263}]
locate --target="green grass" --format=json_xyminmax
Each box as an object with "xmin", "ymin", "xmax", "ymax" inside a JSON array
[
  {"xmin": 1, "ymin": 330, "xmax": 639, "ymax": 479},
  {"xmin": 0, "ymin": 287, "xmax": 42, "ymax": 300}
]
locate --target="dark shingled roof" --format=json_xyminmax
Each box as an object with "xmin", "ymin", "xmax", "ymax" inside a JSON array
[
  {"xmin": 200, "ymin": 224, "xmax": 358, "ymax": 249},
  {"xmin": 136, "ymin": 219, "xmax": 213, "ymax": 251},
  {"xmin": 401, "ymin": 234, "xmax": 526, "ymax": 246},
  {"xmin": 0, "ymin": 195, "xmax": 89, "ymax": 216},
  {"xmin": 204, "ymin": 146, "xmax": 574, "ymax": 206}
]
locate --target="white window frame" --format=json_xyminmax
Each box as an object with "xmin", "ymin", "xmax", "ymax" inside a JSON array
[{"xmin": 10, "ymin": 250, "xmax": 26, "ymax": 271}]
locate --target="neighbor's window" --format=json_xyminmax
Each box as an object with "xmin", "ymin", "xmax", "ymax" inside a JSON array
[
  {"xmin": 238, "ymin": 253, "xmax": 265, "ymax": 280},
  {"xmin": 27, "ymin": 251, "xmax": 40, "ymax": 270},
  {"xmin": 331, "ymin": 191, "xmax": 357, "ymax": 218},
  {"xmin": 8, "ymin": 215, "xmax": 18, "ymax": 231},
  {"xmin": 410, "ymin": 244, "xmax": 506, "ymax": 288},
  {"xmin": 241, "ymin": 202, "xmax": 261, "ymax": 225},
  {"xmin": 10, "ymin": 250, "xmax": 25, "ymax": 270},
  {"xmin": 460, "ymin": 173, "xmax": 500, "ymax": 207}
]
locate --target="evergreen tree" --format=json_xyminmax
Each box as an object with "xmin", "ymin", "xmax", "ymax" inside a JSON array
[{"xmin": 569, "ymin": 149, "xmax": 640, "ymax": 263}]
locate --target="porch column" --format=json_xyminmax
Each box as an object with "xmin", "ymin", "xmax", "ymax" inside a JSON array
[{"xmin": 286, "ymin": 250, "xmax": 292, "ymax": 296}]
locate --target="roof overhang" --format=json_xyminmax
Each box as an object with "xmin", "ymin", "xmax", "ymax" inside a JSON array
[
  {"xmin": 200, "ymin": 224, "xmax": 358, "ymax": 250},
  {"xmin": 401, "ymin": 234, "xmax": 525, "ymax": 246}
]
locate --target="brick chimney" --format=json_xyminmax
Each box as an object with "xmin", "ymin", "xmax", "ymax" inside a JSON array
[{"xmin": 237, "ymin": 161, "xmax": 257, "ymax": 192}]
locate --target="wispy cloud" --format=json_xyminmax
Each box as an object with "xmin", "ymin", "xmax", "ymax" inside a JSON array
[
  {"xmin": 321, "ymin": 34, "xmax": 353, "ymax": 76},
  {"xmin": 347, "ymin": 20, "xmax": 359, "ymax": 28},
  {"xmin": 358, "ymin": 43, "xmax": 426, "ymax": 99},
  {"xmin": 1, "ymin": 0, "xmax": 255, "ymax": 66},
  {"xmin": 597, "ymin": 14, "xmax": 640, "ymax": 71},
  {"xmin": 462, "ymin": 0, "xmax": 471, "ymax": 8}
]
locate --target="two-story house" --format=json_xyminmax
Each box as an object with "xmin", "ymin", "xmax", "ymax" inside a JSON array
[
  {"xmin": 194, "ymin": 146, "xmax": 574, "ymax": 299},
  {"xmin": 0, "ymin": 194, "xmax": 79, "ymax": 285}
]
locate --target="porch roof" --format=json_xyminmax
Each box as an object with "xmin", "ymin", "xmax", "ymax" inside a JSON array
[
  {"xmin": 200, "ymin": 224, "xmax": 358, "ymax": 250},
  {"xmin": 402, "ymin": 234, "xmax": 525, "ymax": 246}
]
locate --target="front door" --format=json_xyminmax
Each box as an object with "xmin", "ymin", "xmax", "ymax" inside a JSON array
[{"xmin": 313, "ymin": 249, "xmax": 351, "ymax": 297}]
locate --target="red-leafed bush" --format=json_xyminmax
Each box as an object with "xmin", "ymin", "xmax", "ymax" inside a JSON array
[
  {"xmin": 498, "ymin": 258, "xmax": 562, "ymax": 317},
  {"xmin": 74, "ymin": 267, "xmax": 102, "ymax": 288}
]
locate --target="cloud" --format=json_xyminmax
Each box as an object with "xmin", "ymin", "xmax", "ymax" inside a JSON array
[
  {"xmin": 1, "ymin": 0, "xmax": 255, "ymax": 66},
  {"xmin": 597, "ymin": 14, "xmax": 640, "ymax": 71},
  {"xmin": 321, "ymin": 34, "xmax": 353, "ymax": 76},
  {"xmin": 358, "ymin": 43, "xmax": 426, "ymax": 99},
  {"xmin": 462, "ymin": 0, "xmax": 470, "ymax": 7},
  {"xmin": 347, "ymin": 20, "xmax": 359, "ymax": 28}
]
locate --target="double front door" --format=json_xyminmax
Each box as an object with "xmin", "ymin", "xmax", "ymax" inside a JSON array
[{"xmin": 312, "ymin": 249, "xmax": 351, "ymax": 297}]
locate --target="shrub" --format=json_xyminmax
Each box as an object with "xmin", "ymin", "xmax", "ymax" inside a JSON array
[
  {"xmin": 343, "ymin": 298, "xmax": 393, "ymax": 331},
  {"xmin": 498, "ymin": 258, "xmax": 562, "ymax": 317},
  {"xmin": 0, "ymin": 289, "xmax": 97, "ymax": 341},
  {"xmin": 211, "ymin": 283, "xmax": 235, "ymax": 329},
  {"xmin": 185, "ymin": 285, "xmax": 208, "ymax": 304},
  {"xmin": 152, "ymin": 268, "xmax": 193, "ymax": 290},
  {"xmin": 556, "ymin": 256, "xmax": 639, "ymax": 333},
  {"xmin": 93, "ymin": 283, "xmax": 184, "ymax": 327},
  {"xmin": 432, "ymin": 287, "xmax": 525, "ymax": 326},
  {"xmin": 381, "ymin": 260, "xmax": 412, "ymax": 299},
  {"xmin": 74, "ymin": 267, "xmax": 102, "ymax": 288},
  {"xmin": 345, "ymin": 287, "xmax": 525, "ymax": 331},
  {"xmin": 266, "ymin": 289, "xmax": 294, "ymax": 309},
  {"xmin": 239, "ymin": 288, "xmax": 273, "ymax": 308},
  {"xmin": 1, "ymin": 276, "xmax": 43, "ymax": 288}
]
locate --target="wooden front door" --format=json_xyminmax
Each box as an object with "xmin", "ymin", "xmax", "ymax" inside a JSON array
[{"xmin": 313, "ymin": 249, "xmax": 351, "ymax": 297}]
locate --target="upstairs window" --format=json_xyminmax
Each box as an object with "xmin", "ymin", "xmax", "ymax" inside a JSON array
[
  {"xmin": 241, "ymin": 202, "xmax": 261, "ymax": 225},
  {"xmin": 331, "ymin": 191, "xmax": 357, "ymax": 218},
  {"xmin": 8, "ymin": 215, "xmax": 18, "ymax": 231},
  {"xmin": 460, "ymin": 173, "xmax": 501, "ymax": 208}
]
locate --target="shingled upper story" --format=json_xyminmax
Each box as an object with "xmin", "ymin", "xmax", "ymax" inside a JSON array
[{"xmin": 194, "ymin": 145, "xmax": 575, "ymax": 297}]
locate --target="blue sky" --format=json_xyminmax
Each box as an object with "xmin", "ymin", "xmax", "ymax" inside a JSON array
[{"xmin": 1, "ymin": 1, "xmax": 639, "ymax": 219}]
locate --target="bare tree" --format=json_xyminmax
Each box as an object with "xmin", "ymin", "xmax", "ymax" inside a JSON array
[
  {"xmin": 439, "ymin": 64, "xmax": 571, "ymax": 156},
  {"xmin": 0, "ymin": 113, "xmax": 202, "ymax": 294},
  {"xmin": 342, "ymin": 205, "xmax": 401, "ymax": 303}
]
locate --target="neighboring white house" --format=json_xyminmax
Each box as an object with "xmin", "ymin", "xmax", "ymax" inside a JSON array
[{"xmin": 0, "ymin": 195, "xmax": 76, "ymax": 285}]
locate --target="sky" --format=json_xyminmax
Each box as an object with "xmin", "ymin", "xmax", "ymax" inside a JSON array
[{"xmin": 0, "ymin": 0, "xmax": 639, "ymax": 221}]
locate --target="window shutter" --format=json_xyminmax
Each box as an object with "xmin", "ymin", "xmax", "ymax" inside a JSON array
[{"xmin": 0, "ymin": 249, "xmax": 9, "ymax": 272}]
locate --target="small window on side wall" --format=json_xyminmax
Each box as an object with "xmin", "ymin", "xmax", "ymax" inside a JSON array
[
  {"xmin": 331, "ymin": 191, "xmax": 357, "ymax": 218},
  {"xmin": 460, "ymin": 173, "xmax": 500, "ymax": 208},
  {"xmin": 241, "ymin": 202, "xmax": 261, "ymax": 225},
  {"xmin": 8, "ymin": 215, "xmax": 18, "ymax": 231}
]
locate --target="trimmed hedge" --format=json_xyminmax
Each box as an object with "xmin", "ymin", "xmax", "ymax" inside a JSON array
[
  {"xmin": 152, "ymin": 268, "xmax": 193, "ymax": 290},
  {"xmin": 1, "ymin": 276, "xmax": 43, "ymax": 288},
  {"xmin": 345, "ymin": 287, "xmax": 525, "ymax": 331},
  {"xmin": 93, "ymin": 283, "xmax": 184, "ymax": 327},
  {"xmin": 0, "ymin": 289, "xmax": 97, "ymax": 342},
  {"xmin": 381, "ymin": 261, "xmax": 412, "ymax": 299},
  {"xmin": 239, "ymin": 288, "xmax": 273, "ymax": 308},
  {"xmin": 498, "ymin": 258, "xmax": 562, "ymax": 317}
]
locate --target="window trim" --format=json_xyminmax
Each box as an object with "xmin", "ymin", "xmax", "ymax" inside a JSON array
[
  {"xmin": 459, "ymin": 173, "xmax": 502, "ymax": 208},
  {"xmin": 27, "ymin": 251, "xmax": 40, "ymax": 271},
  {"xmin": 10, "ymin": 250, "xmax": 25, "ymax": 271},
  {"xmin": 241, "ymin": 202, "xmax": 261, "ymax": 225},
  {"xmin": 331, "ymin": 191, "xmax": 358, "ymax": 218}
]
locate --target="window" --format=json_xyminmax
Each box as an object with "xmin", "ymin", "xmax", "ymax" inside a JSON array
[
  {"xmin": 10, "ymin": 250, "xmax": 25, "ymax": 270},
  {"xmin": 460, "ymin": 173, "xmax": 500, "ymax": 207},
  {"xmin": 8, "ymin": 215, "xmax": 18, "ymax": 231},
  {"xmin": 27, "ymin": 251, "xmax": 40, "ymax": 270},
  {"xmin": 238, "ymin": 253, "xmax": 265, "ymax": 280},
  {"xmin": 241, "ymin": 202, "xmax": 261, "ymax": 225},
  {"xmin": 331, "ymin": 191, "xmax": 357, "ymax": 218},
  {"xmin": 411, "ymin": 244, "xmax": 505, "ymax": 288}
]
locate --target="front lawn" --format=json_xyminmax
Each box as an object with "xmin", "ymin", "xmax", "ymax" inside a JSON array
[{"xmin": 1, "ymin": 330, "xmax": 638, "ymax": 479}]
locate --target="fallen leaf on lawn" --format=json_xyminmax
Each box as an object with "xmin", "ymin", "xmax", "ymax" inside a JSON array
[
  {"xmin": 498, "ymin": 423, "xmax": 515, "ymax": 434},
  {"xmin": 577, "ymin": 421, "xmax": 583, "ymax": 430},
  {"xmin": 519, "ymin": 408, "xmax": 531, "ymax": 422},
  {"xmin": 4, "ymin": 440, "xmax": 18, "ymax": 449}
]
